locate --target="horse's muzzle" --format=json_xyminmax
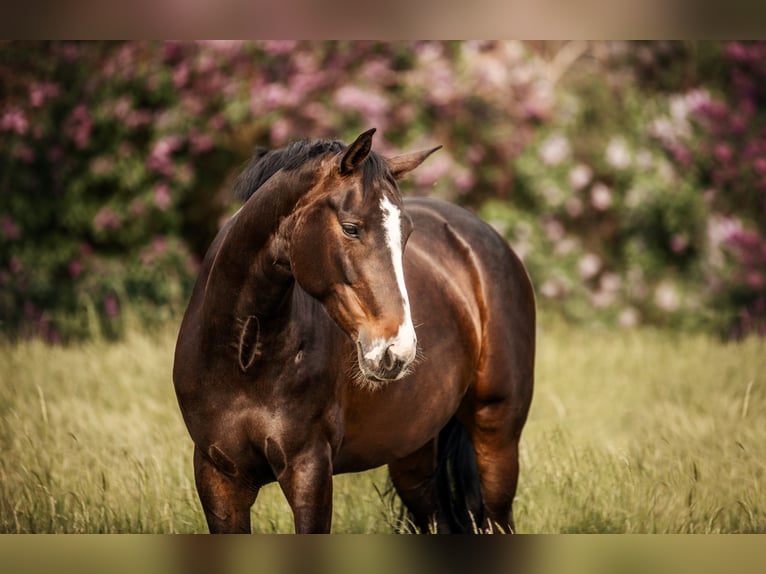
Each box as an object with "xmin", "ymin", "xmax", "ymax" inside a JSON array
[{"xmin": 356, "ymin": 337, "xmax": 416, "ymax": 382}]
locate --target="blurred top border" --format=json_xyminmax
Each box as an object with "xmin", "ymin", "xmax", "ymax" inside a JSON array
[{"xmin": 3, "ymin": 0, "xmax": 766, "ymax": 39}]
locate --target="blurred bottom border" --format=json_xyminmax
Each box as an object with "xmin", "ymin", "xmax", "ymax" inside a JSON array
[{"xmin": 2, "ymin": 534, "xmax": 765, "ymax": 574}]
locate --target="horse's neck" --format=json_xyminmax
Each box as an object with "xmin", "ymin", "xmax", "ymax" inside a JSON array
[{"xmin": 203, "ymin": 181, "xmax": 305, "ymax": 324}]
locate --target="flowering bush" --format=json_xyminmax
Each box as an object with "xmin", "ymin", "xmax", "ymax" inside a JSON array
[
  {"xmin": 0, "ymin": 41, "xmax": 552, "ymax": 341},
  {"xmin": 686, "ymin": 43, "xmax": 766, "ymax": 337},
  {"xmin": 1, "ymin": 41, "xmax": 764, "ymax": 340},
  {"xmin": 482, "ymin": 41, "xmax": 766, "ymax": 336},
  {"xmin": 0, "ymin": 42, "xmax": 237, "ymax": 340}
]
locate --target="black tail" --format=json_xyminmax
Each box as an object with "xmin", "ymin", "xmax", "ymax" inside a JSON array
[{"xmin": 434, "ymin": 417, "xmax": 484, "ymax": 533}]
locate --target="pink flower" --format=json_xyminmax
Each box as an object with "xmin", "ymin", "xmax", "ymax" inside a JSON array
[
  {"xmin": 148, "ymin": 135, "xmax": 182, "ymax": 176},
  {"xmin": 91, "ymin": 156, "xmax": 114, "ymax": 177},
  {"xmin": 730, "ymin": 115, "xmax": 748, "ymax": 134},
  {"xmin": 671, "ymin": 234, "xmax": 690, "ymax": 254},
  {"xmin": 0, "ymin": 215, "xmax": 21, "ymax": 240},
  {"xmin": 654, "ymin": 281, "xmax": 680, "ymax": 312},
  {"xmin": 453, "ymin": 166, "xmax": 475, "ymax": 193},
  {"xmin": 334, "ymin": 86, "xmax": 389, "ymax": 119},
  {"xmin": 540, "ymin": 279, "xmax": 566, "ymax": 299},
  {"xmin": 361, "ymin": 59, "xmax": 393, "ymax": 84},
  {"xmin": 290, "ymin": 72, "xmax": 324, "ymax": 100},
  {"xmin": 103, "ymin": 296, "xmax": 120, "ymax": 319},
  {"xmin": 590, "ymin": 183, "xmax": 613, "ymax": 211},
  {"xmin": 725, "ymin": 42, "xmax": 750, "ymax": 63},
  {"xmin": 152, "ymin": 236, "xmax": 168, "ymax": 253},
  {"xmin": 139, "ymin": 236, "xmax": 168, "ymax": 266},
  {"xmin": 618, "ymin": 307, "xmax": 640, "ymax": 328},
  {"xmin": 413, "ymin": 153, "xmax": 452, "ymax": 187},
  {"xmin": 466, "ymin": 144, "xmax": 486, "ymax": 165},
  {"xmin": 189, "ymin": 132, "xmax": 214, "ymax": 155},
  {"xmin": 714, "ymin": 143, "xmax": 732, "ymax": 163},
  {"xmin": 605, "ymin": 137, "xmax": 631, "ymax": 169},
  {"xmin": 153, "ymin": 184, "xmax": 172, "ymax": 211},
  {"xmin": 253, "ymin": 83, "xmax": 292, "ymax": 114},
  {"xmin": 591, "ymin": 288, "xmax": 616, "ymax": 308},
  {"xmin": 210, "ymin": 114, "xmax": 226, "ymax": 131},
  {"xmin": 112, "ymin": 97, "xmax": 132, "ymax": 121},
  {"xmin": 539, "ymin": 132, "xmax": 571, "ymax": 166},
  {"xmin": 94, "ymin": 207, "xmax": 121, "ymax": 231},
  {"xmin": 553, "ymin": 237, "xmax": 577, "ymax": 256},
  {"xmin": 260, "ymin": 40, "xmax": 298, "ymax": 55},
  {"xmin": 1, "ymin": 107, "xmax": 28, "ymax": 135},
  {"xmin": 198, "ymin": 40, "xmax": 245, "ymax": 56},
  {"xmin": 568, "ymin": 164, "xmax": 593, "ymax": 191},
  {"xmin": 600, "ymin": 272, "xmax": 622, "ymax": 293},
  {"xmin": 29, "ymin": 82, "xmax": 60, "ymax": 108},
  {"xmin": 126, "ymin": 109, "xmax": 152, "ymax": 129},
  {"xmin": 578, "ymin": 253, "xmax": 602, "ymax": 280},
  {"xmin": 270, "ymin": 118, "xmax": 292, "ymax": 146},
  {"xmin": 544, "ymin": 219, "xmax": 566, "ymax": 242},
  {"xmin": 746, "ymin": 271, "xmax": 765, "ymax": 289},
  {"xmin": 172, "ymin": 62, "xmax": 190, "ymax": 89},
  {"xmin": 64, "ymin": 105, "xmax": 92, "ymax": 150},
  {"xmin": 707, "ymin": 215, "xmax": 744, "ymax": 246},
  {"xmin": 68, "ymin": 259, "xmax": 83, "ymax": 278},
  {"xmin": 162, "ymin": 41, "xmax": 184, "ymax": 62}
]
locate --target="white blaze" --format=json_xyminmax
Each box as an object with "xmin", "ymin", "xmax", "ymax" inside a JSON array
[{"xmin": 367, "ymin": 196, "xmax": 417, "ymax": 365}]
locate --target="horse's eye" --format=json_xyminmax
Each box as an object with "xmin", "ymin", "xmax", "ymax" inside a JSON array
[{"xmin": 341, "ymin": 223, "xmax": 360, "ymax": 239}]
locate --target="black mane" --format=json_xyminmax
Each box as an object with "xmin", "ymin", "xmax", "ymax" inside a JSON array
[
  {"xmin": 234, "ymin": 138, "xmax": 393, "ymax": 202},
  {"xmin": 234, "ymin": 139, "xmax": 345, "ymax": 201}
]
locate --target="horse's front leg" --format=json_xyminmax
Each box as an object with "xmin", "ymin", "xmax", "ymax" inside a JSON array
[
  {"xmin": 273, "ymin": 440, "xmax": 334, "ymax": 533},
  {"xmin": 194, "ymin": 445, "xmax": 258, "ymax": 533}
]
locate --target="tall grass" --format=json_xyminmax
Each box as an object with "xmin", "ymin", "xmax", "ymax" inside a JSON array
[
  {"xmin": 0, "ymin": 319, "xmax": 764, "ymax": 533},
  {"xmin": 0, "ymin": 325, "xmax": 391, "ymax": 533},
  {"xmin": 518, "ymin": 321, "xmax": 766, "ymax": 533}
]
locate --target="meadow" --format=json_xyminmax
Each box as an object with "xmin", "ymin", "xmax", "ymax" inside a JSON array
[{"xmin": 1, "ymin": 317, "xmax": 764, "ymax": 533}]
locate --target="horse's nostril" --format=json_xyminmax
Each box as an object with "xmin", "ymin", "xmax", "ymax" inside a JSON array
[{"xmin": 382, "ymin": 346, "xmax": 396, "ymax": 371}]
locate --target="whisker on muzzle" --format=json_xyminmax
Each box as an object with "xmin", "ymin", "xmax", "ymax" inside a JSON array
[{"xmin": 345, "ymin": 339, "xmax": 423, "ymax": 392}]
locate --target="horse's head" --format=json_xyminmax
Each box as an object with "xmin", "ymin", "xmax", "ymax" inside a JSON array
[{"xmin": 288, "ymin": 129, "xmax": 440, "ymax": 385}]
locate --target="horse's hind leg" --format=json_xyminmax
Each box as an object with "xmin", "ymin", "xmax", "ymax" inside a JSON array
[
  {"xmin": 468, "ymin": 347, "xmax": 534, "ymax": 533},
  {"xmin": 467, "ymin": 312, "xmax": 534, "ymax": 532},
  {"xmin": 193, "ymin": 445, "xmax": 258, "ymax": 533},
  {"xmin": 466, "ymin": 406, "xmax": 523, "ymax": 532},
  {"xmin": 388, "ymin": 439, "xmax": 442, "ymax": 533}
]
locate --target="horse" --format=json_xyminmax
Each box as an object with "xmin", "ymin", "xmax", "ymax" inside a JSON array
[{"xmin": 172, "ymin": 128, "xmax": 535, "ymax": 533}]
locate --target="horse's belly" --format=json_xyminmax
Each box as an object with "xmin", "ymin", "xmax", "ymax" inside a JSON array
[{"xmin": 333, "ymin": 338, "xmax": 474, "ymax": 472}]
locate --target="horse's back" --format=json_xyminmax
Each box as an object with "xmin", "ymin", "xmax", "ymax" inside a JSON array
[{"xmin": 404, "ymin": 196, "xmax": 535, "ymax": 327}]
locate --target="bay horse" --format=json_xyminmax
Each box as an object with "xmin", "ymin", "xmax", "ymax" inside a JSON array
[{"xmin": 172, "ymin": 129, "xmax": 535, "ymax": 533}]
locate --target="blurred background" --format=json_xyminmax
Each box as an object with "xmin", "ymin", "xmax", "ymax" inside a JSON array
[{"xmin": 1, "ymin": 40, "xmax": 765, "ymax": 342}]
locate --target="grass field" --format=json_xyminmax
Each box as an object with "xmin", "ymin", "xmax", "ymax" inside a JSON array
[{"xmin": 1, "ymin": 318, "xmax": 764, "ymax": 533}]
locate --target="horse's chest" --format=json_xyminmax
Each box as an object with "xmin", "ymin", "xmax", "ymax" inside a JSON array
[{"xmin": 198, "ymin": 347, "xmax": 340, "ymax": 456}]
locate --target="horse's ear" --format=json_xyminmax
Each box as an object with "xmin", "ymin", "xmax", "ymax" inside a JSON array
[
  {"xmin": 339, "ymin": 128, "xmax": 376, "ymax": 175},
  {"xmin": 386, "ymin": 145, "xmax": 442, "ymax": 180}
]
